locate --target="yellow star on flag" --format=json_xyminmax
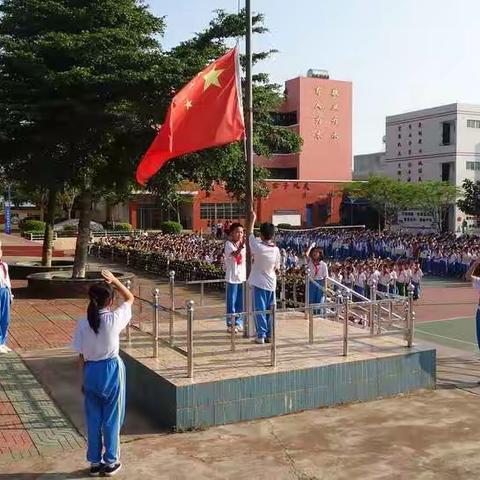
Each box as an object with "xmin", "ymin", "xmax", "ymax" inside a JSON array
[
  {"xmin": 185, "ymin": 99, "xmax": 193, "ymax": 110},
  {"xmin": 203, "ymin": 66, "xmax": 224, "ymax": 91}
]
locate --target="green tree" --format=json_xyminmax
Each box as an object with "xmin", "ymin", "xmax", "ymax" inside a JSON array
[
  {"xmin": 416, "ymin": 180, "xmax": 459, "ymax": 232},
  {"xmin": 146, "ymin": 9, "xmax": 302, "ymax": 205},
  {"xmin": 344, "ymin": 176, "xmax": 419, "ymax": 230},
  {"xmin": 0, "ymin": 0, "xmax": 165, "ymax": 274},
  {"xmin": 457, "ymin": 179, "xmax": 480, "ymax": 219}
]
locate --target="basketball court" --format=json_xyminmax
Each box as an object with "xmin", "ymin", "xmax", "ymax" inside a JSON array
[{"xmin": 413, "ymin": 277, "xmax": 478, "ymax": 353}]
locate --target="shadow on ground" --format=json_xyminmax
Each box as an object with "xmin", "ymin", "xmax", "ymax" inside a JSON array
[{"xmin": 22, "ymin": 348, "xmax": 165, "ymax": 437}]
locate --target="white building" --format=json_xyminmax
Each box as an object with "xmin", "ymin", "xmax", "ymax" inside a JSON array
[
  {"xmin": 353, "ymin": 151, "xmax": 385, "ymax": 180},
  {"xmin": 383, "ymin": 103, "xmax": 480, "ymax": 232}
]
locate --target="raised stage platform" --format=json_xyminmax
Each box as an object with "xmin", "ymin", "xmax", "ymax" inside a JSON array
[{"xmin": 120, "ymin": 312, "xmax": 436, "ymax": 430}]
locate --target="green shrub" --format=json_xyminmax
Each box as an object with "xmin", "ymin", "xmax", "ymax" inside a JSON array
[
  {"xmin": 277, "ymin": 223, "xmax": 292, "ymax": 229},
  {"xmin": 20, "ymin": 219, "xmax": 45, "ymax": 232},
  {"xmin": 105, "ymin": 222, "xmax": 132, "ymax": 232},
  {"xmin": 61, "ymin": 225, "xmax": 78, "ymax": 235},
  {"xmin": 161, "ymin": 221, "xmax": 182, "ymax": 234}
]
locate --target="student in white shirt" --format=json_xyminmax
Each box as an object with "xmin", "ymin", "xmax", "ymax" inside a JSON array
[
  {"xmin": 73, "ymin": 270, "xmax": 134, "ymax": 477},
  {"xmin": 0, "ymin": 246, "xmax": 13, "ymax": 354},
  {"xmin": 410, "ymin": 262, "xmax": 423, "ymax": 300},
  {"xmin": 224, "ymin": 223, "xmax": 246, "ymax": 333},
  {"xmin": 305, "ymin": 243, "xmax": 328, "ymax": 315},
  {"xmin": 247, "ymin": 210, "xmax": 281, "ymax": 344},
  {"xmin": 467, "ymin": 259, "xmax": 480, "ymax": 350}
]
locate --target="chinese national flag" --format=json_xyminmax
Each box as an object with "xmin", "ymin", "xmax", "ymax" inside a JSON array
[{"xmin": 136, "ymin": 48, "xmax": 245, "ymax": 185}]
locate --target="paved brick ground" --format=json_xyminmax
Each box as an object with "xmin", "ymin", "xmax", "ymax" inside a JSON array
[{"xmin": 0, "ymin": 352, "xmax": 84, "ymax": 463}]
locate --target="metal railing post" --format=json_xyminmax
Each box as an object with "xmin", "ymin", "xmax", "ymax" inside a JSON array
[
  {"xmin": 293, "ymin": 279, "xmax": 298, "ymax": 306},
  {"xmin": 370, "ymin": 281, "xmax": 377, "ymax": 335},
  {"xmin": 343, "ymin": 290, "xmax": 350, "ymax": 356},
  {"xmin": 200, "ymin": 282, "xmax": 205, "ymax": 307},
  {"xmin": 280, "ymin": 249, "xmax": 287, "ymax": 311},
  {"xmin": 407, "ymin": 284, "xmax": 415, "ymax": 347},
  {"xmin": 186, "ymin": 300, "xmax": 194, "ymax": 378},
  {"xmin": 111, "ymin": 247, "xmax": 114, "ymax": 262},
  {"xmin": 304, "ymin": 268, "xmax": 310, "ymax": 319},
  {"xmin": 243, "ymin": 281, "xmax": 249, "ymax": 338},
  {"xmin": 389, "ymin": 298, "xmax": 393, "ymax": 323},
  {"xmin": 126, "ymin": 251, "xmax": 130, "ymax": 266},
  {"xmin": 169, "ymin": 270, "xmax": 176, "ymax": 346},
  {"xmin": 308, "ymin": 305, "xmax": 314, "ymax": 344},
  {"xmin": 336, "ymin": 290, "xmax": 343, "ymax": 323},
  {"xmin": 153, "ymin": 288, "xmax": 159, "ymax": 358},
  {"xmin": 125, "ymin": 280, "xmax": 131, "ymax": 343},
  {"xmin": 271, "ymin": 302, "xmax": 277, "ymax": 367}
]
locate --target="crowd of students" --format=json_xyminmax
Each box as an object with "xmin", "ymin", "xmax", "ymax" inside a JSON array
[{"xmin": 278, "ymin": 229, "xmax": 480, "ymax": 280}]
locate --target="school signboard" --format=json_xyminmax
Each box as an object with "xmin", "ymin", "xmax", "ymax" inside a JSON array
[{"xmin": 4, "ymin": 201, "xmax": 11, "ymax": 234}]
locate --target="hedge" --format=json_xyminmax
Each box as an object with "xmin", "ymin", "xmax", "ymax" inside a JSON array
[
  {"xmin": 105, "ymin": 222, "xmax": 132, "ymax": 232},
  {"xmin": 161, "ymin": 221, "xmax": 182, "ymax": 234},
  {"xmin": 20, "ymin": 219, "xmax": 46, "ymax": 232}
]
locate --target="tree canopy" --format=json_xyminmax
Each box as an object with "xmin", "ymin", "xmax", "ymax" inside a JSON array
[
  {"xmin": 344, "ymin": 176, "xmax": 459, "ymax": 231},
  {"xmin": 457, "ymin": 179, "xmax": 480, "ymax": 218}
]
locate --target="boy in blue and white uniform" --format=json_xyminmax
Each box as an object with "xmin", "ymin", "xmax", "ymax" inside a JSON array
[
  {"xmin": 247, "ymin": 210, "xmax": 281, "ymax": 344},
  {"xmin": 73, "ymin": 270, "xmax": 134, "ymax": 477},
  {"xmin": 224, "ymin": 223, "xmax": 246, "ymax": 333},
  {"xmin": 0, "ymin": 245, "xmax": 13, "ymax": 354}
]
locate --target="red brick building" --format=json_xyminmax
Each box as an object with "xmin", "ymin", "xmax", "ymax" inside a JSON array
[{"xmin": 129, "ymin": 72, "xmax": 352, "ymax": 231}]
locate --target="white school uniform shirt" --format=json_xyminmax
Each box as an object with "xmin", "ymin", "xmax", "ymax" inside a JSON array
[
  {"xmin": 379, "ymin": 272, "xmax": 392, "ymax": 287},
  {"xmin": 0, "ymin": 261, "xmax": 12, "ymax": 290},
  {"xmin": 397, "ymin": 270, "xmax": 408, "ymax": 283},
  {"xmin": 248, "ymin": 234, "xmax": 281, "ymax": 292},
  {"xmin": 355, "ymin": 272, "xmax": 366, "ymax": 288},
  {"xmin": 307, "ymin": 258, "xmax": 328, "ymax": 280},
  {"xmin": 473, "ymin": 276, "xmax": 480, "ymax": 307},
  {"xmin": 72, "ymin": 303, "xmax": 132, "ymax": 362},
  {"xmin": 411, "ymin": 269, "xmax": 423, "ymax": 283},
  {"xmin": 224, "ymin": 241, "xmax": 246, "ymax": 284}
]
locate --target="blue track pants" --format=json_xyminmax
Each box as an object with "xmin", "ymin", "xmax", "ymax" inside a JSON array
[{"xmin": 83, "ymin": 356, "xmax": 126, "ymax": 465}]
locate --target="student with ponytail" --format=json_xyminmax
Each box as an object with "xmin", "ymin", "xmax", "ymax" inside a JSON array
[{"xmin": 73, "ymin": 270, "xmax": 134, "ymax": 477}]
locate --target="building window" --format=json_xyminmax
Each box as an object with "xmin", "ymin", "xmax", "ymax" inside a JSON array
[
  {"xmin": 418, "ymin": 177, "xmax": 422, "ymax": 182},
  {"xmin": 419, "ymin": 149, "xmax": 423, "ymax": 153},
  {"xmin": 408, "ymin": 170, "xmax": 411, "ymax": 174},
  {"xmin": 398, "ymin": 134, "xmax": 401, "ymax": 139},
  {"xmin": 419, "ymin": 131, "xmax": 422, "ymax": 136},
  {"xmin": 418, "ymin": 161, "xmax": 423, "ymax": 165},
  {"xmin": 397, "ymin": 142, "xmax": 401, "ymax": 147},
  {"xmin": 467, "ymin": 119, "xmax": 480, "ymax": 128},
  {"xmin": 442, "ymin": 121, "xmax": 453, "ymax": 145},
  {"xmin": 398, "ymin": 125, "xmax": 402, "ymax": 131},
  {"xmin": 418, "ymin": 168, "xmax": 423, "ymax": 173},
  {"xmin": 408, "ymin": 141, "xmax": 412, "ymax": 146},
  {"xmin": 267, "ymin": 168, "xmax": 297, "ymax": 179},
  {"xmin": 397, "ymin": 170, "xmax": 401, "ymax": 175},
  {"xmin": 408, "ymin": 133, "xmax": 412, "ymax": 138},
  {"xmin": 398, "ymin": 163, "xmax": 401, "ymax": 167},
  {"xmin": 466, "ymin": 161, "xmax": 480, "ymax": 170},
  {"xmin": 418, "ymin": 139, "xmax": 422, "ymax": 144},
  {"xmin": 408, "ymin": 162, "xmax": 412, "ymax": 167},
  {"xmin": 418, "ymin": 122, "xmax": 422, "ymax": 127},
  {"xmin": 409, "ymin": 124, "xmax": 412, "ymax": 129},
  {"xmin": 271, "ymin": 111, "xmax": 298, "ymax": 126},
  {"xmin": 200, "ymin": 202, "xmax": 246, "ymax": 220},
  {"xmin": 398, "ymin": 151, "xmax": 401, "ymax": 156},
  {"xmin": 407, "ymin": 177, "xmax": 411, "ymax": 182},
  {"xmin": 408, "ymin": 149, "xmax": 412, "ymax": 155}
]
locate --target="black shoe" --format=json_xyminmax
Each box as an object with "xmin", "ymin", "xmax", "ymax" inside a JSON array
[
  {"xmin": 89, "ymin": 464, "xmax": 103, "ymax": 477},
  {"xmin": 265, "ymin": 337, "xmax": 272, "ymax": 343},
  {"xmin": 104, "ymin": 463, "xmax": 122, "ymax": 477}
]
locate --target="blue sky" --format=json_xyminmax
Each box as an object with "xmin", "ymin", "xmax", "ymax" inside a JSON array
[{"xmin": 149, "ymin": 0, "xmax": 480, "ymax": 155}]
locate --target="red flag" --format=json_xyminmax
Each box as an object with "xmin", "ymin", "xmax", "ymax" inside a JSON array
[{"xmin": 136, "ymin": 48, "xmax": 245, "ymax": 185}]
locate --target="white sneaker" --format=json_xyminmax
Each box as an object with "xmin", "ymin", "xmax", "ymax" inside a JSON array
[
  {"xmin": 227, "ymin": 326, "xmax": 233, "ymax": 334},
  {"xmin": 255, "ymin": 338, "xmax": 265, "ymax": 344},
  {"xmin": 0, "ymin": 345, "xmax": 10, "ymax": 353},
  {"xmin": 236, "ymin": 325, "xmax": 244, "ymax": 332}
]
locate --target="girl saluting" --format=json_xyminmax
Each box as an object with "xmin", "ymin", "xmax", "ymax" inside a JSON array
[{"xmin": 73, "ymin": 270, "xmax": 134, "ymax": 477}]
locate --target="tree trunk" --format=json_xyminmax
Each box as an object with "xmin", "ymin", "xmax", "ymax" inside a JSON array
[
  {"xmin": 72, "ymin": 190, "xmax": 92, "ymax": 279},
  {"xmin": 41, "ymin": 189, "xmax": 57, "ymax": 267}
]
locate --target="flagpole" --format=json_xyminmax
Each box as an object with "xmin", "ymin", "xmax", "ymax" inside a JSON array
[
  {"xmin": 244, "ymin": 0, "xmax": 254, "ymax": 338},
  {"xmin": 245, "ymin": 0, "xmax": 254, "ymax": 265}
]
